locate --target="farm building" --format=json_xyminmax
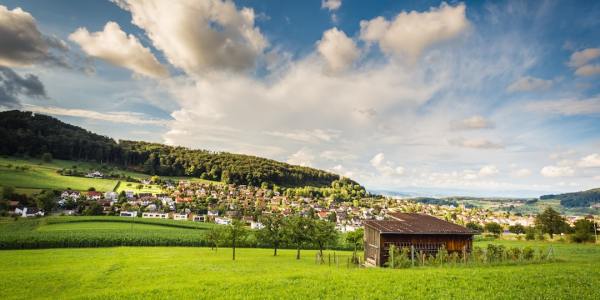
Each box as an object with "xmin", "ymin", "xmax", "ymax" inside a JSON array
[{"xmin": 364, "ymin": 213, "xmax": 475, "ymax": 266}]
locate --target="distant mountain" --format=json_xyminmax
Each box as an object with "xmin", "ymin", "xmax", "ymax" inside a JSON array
[
  {"xmin": 540, "ymin": 188, "xmax": 600, "ymax": 208},
  {"xmin": 0, "ymin": 110, "xmax": 354, "ymax": 188}
]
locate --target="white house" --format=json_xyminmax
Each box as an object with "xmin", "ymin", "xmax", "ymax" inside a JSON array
[
  {"xmin": 142, "ymin": 212, "xmax": 168, "ymax": 219},
  {"xmin": 250, "ymin": 221, "xmax": 264, "ymax": 230},
  {"xmin": 125, "ymin": 191, "xmax": 135, "ymax": 198},
  {"xmin": 173, "ymin": 214, "xmax": 188, "ymax": 221},
  {"xmin": 120, "ymin": 211, "xmax": 138, "ymax": 217},
  {"xmin": 61, "ymin": 191, "xmax": 80, "ymax": 200},
  {"xmin": 214, "ymin": 217, "xmax": 231, "ymax": 225},
  {"xmin": 104, "ymin": 191, "xmax": 117, "ymax": 201},
  {"xmin": 15, "ymin": 207, "xmax": 44, "ymax": 218},
  {"xmin": 193, "ymin": 215, "xmax": 206, "ymax": 222},
  {"xmin": 207, "ymin": 210, "xmax": 220, "ymax": 217},
  {"xmin": 85, "ymin": 171, "xmax": 104, "ymax": 178}
]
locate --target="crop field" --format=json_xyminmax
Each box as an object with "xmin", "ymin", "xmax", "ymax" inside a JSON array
[
  {"xmin": 0, "ymin": 216, "xmax": 216, "ymax": 249},
  {"xmin": 0, "ymin": 240, "xmax": 598, "ymax": 299}
]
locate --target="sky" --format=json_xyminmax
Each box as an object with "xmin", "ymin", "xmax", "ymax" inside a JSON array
[{"xmin": 1, "ymin": 0, "xmax": 600, "ymax": 197}]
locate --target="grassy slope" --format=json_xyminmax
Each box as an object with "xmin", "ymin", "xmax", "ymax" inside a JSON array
[
  {"xmin": 0, "ymin": 156, "xmax": 222, "ymax": 194},
  {"xmin": 0, "ymin": 157, "xmax": 118, "ymax": 192},
  {"xmin": 0, "ymin": 241, "xmax": 598, "ymax": 299}
]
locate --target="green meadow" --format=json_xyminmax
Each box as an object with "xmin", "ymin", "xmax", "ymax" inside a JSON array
[
  {"xmin": 0, "ymin": 240, "xmax": 598, "ymax": 299},
  {"xmin": 0, "ymin": 157, "xmax": 118, "ymax": 192}
]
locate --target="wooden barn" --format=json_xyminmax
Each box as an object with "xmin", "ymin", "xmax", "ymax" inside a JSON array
[{"xmin": 363, "ymin": 213, "xmax": 475, "ymax": 266}]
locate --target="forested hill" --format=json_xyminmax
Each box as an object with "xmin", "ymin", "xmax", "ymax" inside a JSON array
[
  {"xmin": 0, "ymin": 110, "xmax": 350, "ymax": 188},
  {"xmin": 540, "ymin": 188, "xmax": 600, "ymax": 208}
]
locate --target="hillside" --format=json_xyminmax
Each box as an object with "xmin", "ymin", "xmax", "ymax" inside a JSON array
[
  {"xmin": 0, "ymin": 110, "xmax": 349, "ymax": 188},
  {"xmin": 541, "ymin": 188, "xmax": 600, "ymax": 208}
]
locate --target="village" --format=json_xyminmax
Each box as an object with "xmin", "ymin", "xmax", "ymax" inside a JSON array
[{"xmin": 33, "ymin": 174, "xmax": 590, "ymax": 232}]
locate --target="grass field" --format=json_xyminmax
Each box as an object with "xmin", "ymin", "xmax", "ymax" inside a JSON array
[
  {"xmin": 0, "ymin": 157, "xmax": 119, "ymax": 192},
  {"xmin": 114, "ymin": 181, "xmax": 164, "ymax": 195},
  {"xmin": 0, "ymin": 240, "xmax": 598, "ymax": 299}
]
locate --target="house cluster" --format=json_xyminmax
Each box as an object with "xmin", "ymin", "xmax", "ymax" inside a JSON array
[{"xmin": 15, "ymin": 179, "xmax": 594, "ymax": 228}]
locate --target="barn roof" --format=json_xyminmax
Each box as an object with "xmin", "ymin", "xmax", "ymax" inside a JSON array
[{"xmin": 364, "ymin": 213, "xmax": 475, "ymax": 235}]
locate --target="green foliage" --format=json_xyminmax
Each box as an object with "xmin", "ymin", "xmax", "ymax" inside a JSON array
[
  {"xmin": 525, "ymin": 226, "xmax": 536, "ymax": 240},
  {"xmin": 345, "ymin": 228, "xmax": 364, "ymax": 263},
  {"xmin": 385, "ymin": 245, "xmax": 412, "ymax": 268},
  {"xmin": 570, "ymin": 219, "xmax": 596, "ymax": 243},
  {"xmin": 284, "ymin": 215, "xmax": 314, "ymax": 260},
  {"xmin": 41, "ymin": 152, "xmax": 52, "ymax": 163},
  {"xmin": 34, "ymin": 190, "xmax": 56, "ymax": 212},
  {"xmin": 257, "ymin": 214, "xmax": 285, "ymax": 256},
  {"xmin": 466, "ymin": 222, "xmax": 483, "ymax": 232},
  {"xmin": 484, "ymin": 222, "xmax": 503, "ymax": 236},
  {"xmin": 541, "ymin": 188, "xmax": 600, "ymax": 208},
  {"xmin": 312, "ymin": 220, "xmax": 338, "ymax": 260},
  {"xmin": 2, "ymin": 185, "xmax": 14, "ymax": 200},
  {"xmin": 508, "ymin": 223, "xmax": 526, "ymax": 235},
  {"xmin": 535, "ymin": 207, "xmax": 569, "ymax": 238},
  {"xmin": 227, "ymin": 219, "xmax": 248, "ymax": 260}
]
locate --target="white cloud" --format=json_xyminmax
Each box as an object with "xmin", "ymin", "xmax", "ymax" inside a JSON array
[
  {"xmin": 526, "ymin": 97, "xmax": 600, "ymax": 116},
  {"xmin": 23, "ymin": 104, "xmax": 169, "ymax": 125},
  {"xmin": 0, "ymin": 5, "xmax": 66, "ymax": 67},
  {"xmin": 370, "ymin": 152, "xmax": 404, "ymax": 176},
  {"xmin": 568, "ymin": 48, "xmax": 600, "ymax": 68},
  {"xmin": 540, "ymin": 165, "xmax": 575, "ymax": 178},
  {"xmin": 578, "ymin": 153, "xmax": 600, "ymax": 168},
  {"xmin": 69, "ymin": 21, "xmax": 168, "ymax": 78},
  {"xmin": 574, "ymin": 64, "xmax": 600, "ymax": 77},
  {"xmin": 359, "ymin": 3, "xmax": 469, "ymax": 60},
  {"xmin": 479, "ymin": 165, "xmax": 499, "ymax": 177},
  {"xmin": 568, "ymin": 48, "xmax": 600, "ymax": 77},
  {"xmin": 448, "ymin": 137, "xmax": 503, "ymax": 149},
  {"xmin": 317, "ymin": 28, "xmax": 359, "ymax": 73},
  {"xmin": 511, "ymin": 168, "xmax": 532, "ymax": 178},
  {"xmin": 450, "ymin": 115, "xmax": 494, "ymax": 130},
  {"xmin": 264, "ymin": 129, "xmax": 340, "ymax": 143},
  {"xmin": 287, "ymin": 148, "xmax": 315, "ymax": 167},
  {"xmin": 506, "ymin": 76, "xmax": 552, "ymax": 92},
  {"xmin": 321, "ymin": 0, "xmax": 341, "ymax": 11},
  {"xmin": 114, "ymin": 0, "xmax": 267, "ymax": 75}
]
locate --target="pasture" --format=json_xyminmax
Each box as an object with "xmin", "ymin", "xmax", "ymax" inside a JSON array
[
  {"xmin": 0, "ymin": 240, "xmax": 598, "ymax": 299},
  {"xmin": 0, "ymin": 157, "xmax": 118, "ymax": 192}
]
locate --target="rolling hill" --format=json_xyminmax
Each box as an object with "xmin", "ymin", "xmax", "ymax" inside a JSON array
[
  {"xmin": 0, "ymin": 110, "xmax": 351, "ymax": 188},
  {"xmin": 541, "ymin": 188, "xmax": 600, "ymax": 208}
]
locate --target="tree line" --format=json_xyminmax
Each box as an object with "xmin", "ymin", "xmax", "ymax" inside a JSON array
[
  {"xmin": 466, "ymin": 207, "xmax": 597, "ymax": 243},
  {"xmin": 0, "ymin": 110, "xmax": 351, "ymax": 188},
  {"xmin": 206, "ymin": 214, "xmax": 364, "ymax": 262}
]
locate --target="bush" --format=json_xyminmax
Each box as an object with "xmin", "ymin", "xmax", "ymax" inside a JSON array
[
  {"xmin": 41, "ymin": 152, "xmax": 52, "ymax": 162},
  {"xmin": 484, "ymin": 222, "xmax": 503, "ymax": 236},
  {"xmin": 385, "ymin": 245, "xmax": 412, "ymax": 268},
  {"xmin": 522, "ymin": 247, "xmax": 535, "ymax": 260}
]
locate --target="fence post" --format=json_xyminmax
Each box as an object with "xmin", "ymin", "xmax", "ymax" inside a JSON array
[
  {"xmin": 328, "ymin": 253, "xmax": 331, "ymax": 266},
  {"xmin": 411, "ymin": 245, "xmax": 415, "ymax": 267},
  {"xmin": 463, "ymin": 245, "xmax": 467, "ymax": 264}
]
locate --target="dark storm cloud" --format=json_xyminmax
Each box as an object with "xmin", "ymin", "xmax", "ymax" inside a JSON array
[{"xmin": 0, "ymin": 67, "xmax": 47, "ymax": 108}]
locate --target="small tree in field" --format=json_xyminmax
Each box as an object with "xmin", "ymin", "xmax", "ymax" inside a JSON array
[
  {"xmin": 206, "ymin": 226, "xmax": 225, "ymax": 251},
  {"xmin": 535, "ymin": 207, "xmax": 568, "ymax": 239},
  {"xmin": 346, "ymin": 228, "xmax": 364, "ymax": 263},
  {"xmin": 312, "ymin": 220, "xmax": 338, "ymax": 262},
  {"xmin": 227, "ymin": 219, "xmax": 248, "ymax": 261},
  {"xmin": 284, "ymin": 215, "xmax": 314, "ymax": 260},
  {"xmin": 509, "ymin": 224, "xmax": 526, "ymax": 235},
  {"xmin": 257, "ymin": 214, "xmax": 285, "ymax": 256},
  {"xmin": 484, "ymin": 222, "xmax": 503, "ymax": 236}
]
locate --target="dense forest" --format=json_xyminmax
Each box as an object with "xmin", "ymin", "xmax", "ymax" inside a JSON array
[
  {"xmin": 540, "ymin": 188, "xmax": 600, "ymax": 208},
  {"xmin": 0, "ymin": 110, "xmax": 350, "ymax": 188}
]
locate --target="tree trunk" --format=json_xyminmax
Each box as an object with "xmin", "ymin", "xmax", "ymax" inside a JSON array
[
  {"xmin": 274, "ymin": 244, "xmax": 278, "ymax": 256},
  {"xmin": 296, "ymin": 245, "xmax": 301, "ymax": 260},
  {"xmin": 232, "ymin": 235, "xmax": 236, "ymax": 261}
]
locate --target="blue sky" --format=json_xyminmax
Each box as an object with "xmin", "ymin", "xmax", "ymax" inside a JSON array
[{"xmin": 1, "ymin": 0, "xmax": 600, "ymax": 197}]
